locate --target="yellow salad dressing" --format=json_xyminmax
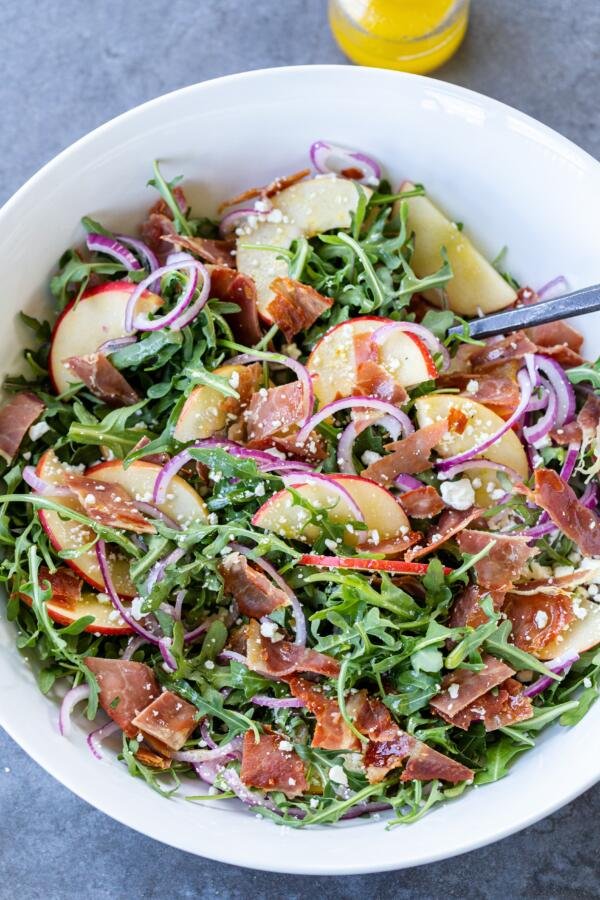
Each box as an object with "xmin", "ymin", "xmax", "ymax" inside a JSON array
[{"xmin": 329, "ymin": 0, "xmax": 470, "ymax": 74}]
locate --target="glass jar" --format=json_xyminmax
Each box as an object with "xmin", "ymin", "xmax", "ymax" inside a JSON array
[{"xmin": 329, "ymin": 0, "xmax": 470, "ymax": 74}]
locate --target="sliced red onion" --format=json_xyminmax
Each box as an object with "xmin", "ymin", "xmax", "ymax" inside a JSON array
[
  {"xmin": 174, "ymin": 590, "xmax": 185, "ymax": 621},
  {"xmin": 251, "ymin": 695, "xmax": 304, "ymax": 709},
  {"xmin": 183, "ymin": 619, "xmax": 212, "ymax": 645},
  {"xmin": 226, "ymin": 352, "xmax": 314, "ymax": 426},
  {"xmin": 297, "ymin": 396, "xmax": 413, "ymax": 446},
  {"xmin": 152, "ymin": 438, "xmax": 310, "ymax": 505},
  {"xmin": 219, "ymin": 203, "xmax": 272, "ymax": 237},
  {"xmin": 96, "ymin": 335, "xmax": 138, "ymax": 355},
  {"xmin": 337, "ymin": 413, "xmax": 403, "ymax": 476},
  {"xmin": 281, "ymin": 472, "xmax": 365, "ymax": 524},
  {"xmin": 132, "ymin": 500, "xmax": 181, "ymax": 531},
  {"xmin": 310, "ymin": 140, "xmax": 381, "ymax": 185},
  {"xmin": 522, "ymin": 380, "xmax": 558, "ymax": 446},
  {"xmin": 437, "ymin": 369, "xmax": 532, "ymax": 472},
  {"xmin": 123, "ymin": 259, "xmax": 210, "ymax": 333},
  {"xmin": 531, "ymin": 355, "xmax": 575, "ymax": 426},
  {"xmin": 158, "ymin": 636, "xmax": 177, "ymax": 671},
  {"xmin": 340, "ymin": 801, "xmax": 392, "ymax": 820},
  {"xmin": 221, "ymin": 768, "xmax": 281, "ymax": 813},
  {"xmin": 172, "ymin": 735, "xmax": 243, "ymax": 763},
  {"xmin": 537, "ymin": 275, "xmax": 568, "ymax": 300},
  {"xmin": 116, "ymin": 234, "xmax": 160, "ymax": 274},
  {"xmin": 200, "ymin": 719, "xmax": 218, "ymax": 751},
  {"xmin": 523, "ymin": 652, "xmax": 579, "ymax": 697},
  {"xmin": 520, "ymin": 520, "xmax": 558, "ymax": 540},
  {"xmin": 394, "ymin": 473, "xmax": 424, "ymax": 491},
  {"xmin": 120, "ymin": 635, "xmax": 147, "ymax": 660},
  {"xmin": 581, "ymin": 482, "xmax": 599, "ymax": 509},
  {"xmin": 560, "ymin": 442, "xmax": 580, "ymax": 483},
  {"xmin": 146, "ymin": 547, "xmax": 186, "ymax": 593},
  {"xmin": 58, "ymin": 684, "xmax": 90, "ymax": 737},
  {"xmin": 438, "ymin": 459, "xmax": 522, "ymax": 482},
  {"xmin": 86, "ymin": 233, "xmax": 141, "ymax": 271},
  {"xmin": 96, "ymin": 540, "xmax": 160, "ymax": 644},
  {"xmin": 87, "ymin": 720, "xmax": 121, "ymax": 760},
  {"xmin": 230, "ymin": 542, "xmax": 306, "ymax": 646},
  {"xmin": 217, "ymin": 649, "xmax": 247, "ymax": 665},
  {"xmin": 22, "ymin": 465, "xmax": 72, "ymax": 496},
  {"xmin": 371, "ymin": 321, "xmax": 449, "ymax": 372}
]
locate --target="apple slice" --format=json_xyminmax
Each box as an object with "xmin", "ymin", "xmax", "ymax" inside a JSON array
[
  {"xmin": 20, "ymin": 588, "xmax": 133, "ymax": 635},
  {"xmin": 307, "ymin": 316, "xmax": 436, "ymax": 406},
  {"xmin": 251, "ymin": 472, "xmax": 409, "ymax": 548},
  {"xmin": 540, "ymin": 598, "xmax": 600, "ymax": 660},
  {"xmin": 173, "ymin": 364, "xmax": 261, "ymax": 443},
  {"xmin": 414, "ymin": 393, "xmax": 529, "ymax": 507},
  {"xmin": 236, "ymin": 175, "xmax": 369, "ymax": 319},
  {"xmin": 299, "ymin": 555, "xmax": 452, "ymax": 575},
  {"xmin": 36, "ymin": 452, "xmax": 208, "ymax": 596},
  {"xmin": 49, "ymin": 281, "xmax": 162, "ymax": 394},
  {"xmin": 398, "ymin": 183, "xmax": 517, "ymax": 316}
]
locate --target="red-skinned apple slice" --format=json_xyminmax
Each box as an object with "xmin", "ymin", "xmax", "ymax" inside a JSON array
[
  {"xmin": 49, "ymin": 281, "xmax": 162, "ymax": 394},
  {"xmin": 398, "ymin": 183, "xmax": 517, "ymax": 316},
  {"xmin": 307, "ymin": 316, "xmax": 436, "ymax": 407},
  {"xmin": 298, "ymin": 554, "xmax": 452, "ymax": 575},
  {"xmin": 20, "ymin": 588, "xmax": 133, "ymax": 635},
  {"xmin": 173, "ymin": 364, "xmax": 261, "ymax": 443},
  {"xmin": 251, "ymin": 472, "xmax": 409, "ymax": 549},
  {"xmin": 236, "ymin": 175, "xmax": 370, "ymax": 321},
  {"xmin": 36, "ymin": 451, "xmax": 208, "ymax": 597}
]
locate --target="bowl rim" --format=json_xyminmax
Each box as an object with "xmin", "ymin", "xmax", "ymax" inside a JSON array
[{"xmin": 1, "ymin": 64, "xmax": 599, "ymax": 875}]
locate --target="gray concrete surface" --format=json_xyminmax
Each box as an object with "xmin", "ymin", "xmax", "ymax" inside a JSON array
[{"xmin": 1, "ymin": 1, "xmax": 599, "ymax": 896}]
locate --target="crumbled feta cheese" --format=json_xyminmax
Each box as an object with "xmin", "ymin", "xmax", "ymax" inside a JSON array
[
  {"xmin": 279, "ymin": 740, "xmax": 293, "ymax": 753},
  {"xmin": 583, "ymin": 676, "xmax": 593, "ymax": 688},
  {"xmin": 440, "ymin": 478, "xmax": 475, "ymax": 511},
  {"xmin": 29, "ymin": 421, "xmax": 50, "ymax": 441},
  {"xmin": 130, "ymin": 596, "xmax": 145, "ymax": 620},
  {"xmin": 328, "ymin": 765, "xmax": 348, "ymax": 787},
  {"xmin": 204, "ymin": 660, "xmax": 215, "ymax": 670},
  {"xmin": 260, "ymin": 620, "xmax": 283, "ymax": 642},
  {"xmin": 534, "ymin": 610, "xmax": 549, "ymax": 629},
  {"xmin": 466, "ymin": 379, "xmax": 479, "ymax": 394},
  {"xmin": 309, "ymin": 797, "xmax": 319, "ymax": 809},
  {"xmin": 554, "ymin": 565, "xmax": 575, "ymax": 578},
  {"xmin": 447, "ymin": 683, "xmax": 460, "ymax": 699},
  {"xmin": 361, "ymin": 450, "xmax": 382, "ymax": 466}
]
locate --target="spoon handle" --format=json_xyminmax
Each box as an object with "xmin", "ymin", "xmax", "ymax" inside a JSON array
[{"xmin": 447, "ymin": 284, "xmax": 600, "ymax": 340}]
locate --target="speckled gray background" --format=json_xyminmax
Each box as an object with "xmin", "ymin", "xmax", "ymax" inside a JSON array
[{"xmin": 1, "ymin": 1, "xmax": 599, "ymax": 896}]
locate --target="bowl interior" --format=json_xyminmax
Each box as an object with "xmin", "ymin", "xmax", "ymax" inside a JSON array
[{"xmin": 0, "ymin": 65, "xmax": 599, "ymax": 874}]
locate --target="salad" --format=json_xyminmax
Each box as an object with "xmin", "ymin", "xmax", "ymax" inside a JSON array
[{"xmin": 1, "ymin": 141, "xmax": 600, "ymax": 828}]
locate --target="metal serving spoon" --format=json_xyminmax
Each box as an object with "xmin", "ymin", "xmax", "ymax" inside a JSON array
[{"xmin": 446, "ymin": 284, "xmax": 600, "ymax": 340}]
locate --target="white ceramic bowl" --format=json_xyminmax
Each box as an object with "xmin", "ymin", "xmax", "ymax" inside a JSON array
[{"xmin": 1, "ymin": 65, "xmax": 599, "ymax": 875}]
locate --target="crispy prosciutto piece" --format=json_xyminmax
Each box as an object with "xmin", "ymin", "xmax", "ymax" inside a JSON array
[
  {"xmin": 63, "ymin": 353, "xmax": 140, "ymax": 407},
  {"xmin": 469, "ymin": 331, "xmax": 537, "ymax": 371},
  {"xmin": 162, "ymin": 233, "xmax": 235, "ymax": 267},
  {"xmin": 524, "ymin": 468, "xmax": 600, "ymax": 557},
  {"xmin": 437, "ymin": 373, "xmax": 521, "ymax": 419},
  {"xmin": 399, "ymin": 740, "xmax": 474, "ymax": 784},
  {"xmin": 246, "ymin": 381, "xmax": 303, "ymax": 441},
  {"xmin": 266, "ymin": 277, "xmax": 332, "ymax": 341},
  {"xmin": 140, "ymin": 213, "xmax": 178, "ymax": 264},
  {"xmin": 578, "ymin": 394, "xmax": 600, "ymax": 445},
  {"xmin": 355, "ymin": 360, "xmax": 409, "ymax": 405},
  {"xmin": 240, "ymin": 729, "xmax": 308, "ymax": 798},
  {"xmin": 361, "ymin": 418, "xmax": 452, "ymax": 484},
  {"xmin": 149, "ymin": 187, "xmax": 188, "ymax": 219},
  {"xmin": 0, "ymin": 392, "xmax": 45, "ymax": 462},
  {"xmin": 64, "ymin": 473, "xmax": 156, "ymax": 534},
  {"xmin": 132, "ymin": 690, "xmax": 198, "ymax": 751},
  {"xmin": 528, "ymin": 320, "xmax": 584, "ymax": 354},
  {"xmin": 503, "ymin": 589, "xmax": 574, "ymax": 657},
  {"xmin": 455, "ymin": 530, "xmax": 538, "ymax": 589},
  {"xmin": 437, "ymin": 677, "xmax": 533, "ymax": 731},
  {"xmin": 208, "ymin": 265, "xmax": 262, "ymax": 346},
  {"xmin": 38, "ymin": 566, "xmax": 82, "ymax": 611},
  {"xmin": 430, "ymin": 654, "xmax": 515, "ymax": 722},
  {"xmin": 449, "ymin": 585, "xmax": 506, "ymax": 628},
  {"xmin": 246, "ymin": 620, "xmax": 340, "ymax": 678},
  {"xmin": 537, "ymin": 344, "xmax": 584, "ymax": 367},
  {"xmin": 284, "ymin": 676, "xmax": 359, "ymax": 751},
  {"xmin": 363, "ymin": 530, "xmax": 423, "ymax": 558},
  {"xmin": 217, "ymin": 169, "xmax": 310, "ymax": 213},
  {"xmin": 405, "ymin": 508, "xmax": 482, "ymax": 561},
  {"xmin": 399, "ymin": 485, "xmax": 445, "ymax": 518},
  {"xmin": 84, "ymin": 657, "xmax": 160, "ymax": 736},
  {"xmin": 550, "ymin": 420, "xmax": 583, "ymax": 446},
  {"xmin": 247, "ymin": 432, "xmax": 327, "ymax": 464},
  {"xmin": 219, "ymin": 552, "xmax": 290, "ymax": 618},
  {"xmin": 135, "ymin": 746, "xmax": 172, "ymax": 769}
]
